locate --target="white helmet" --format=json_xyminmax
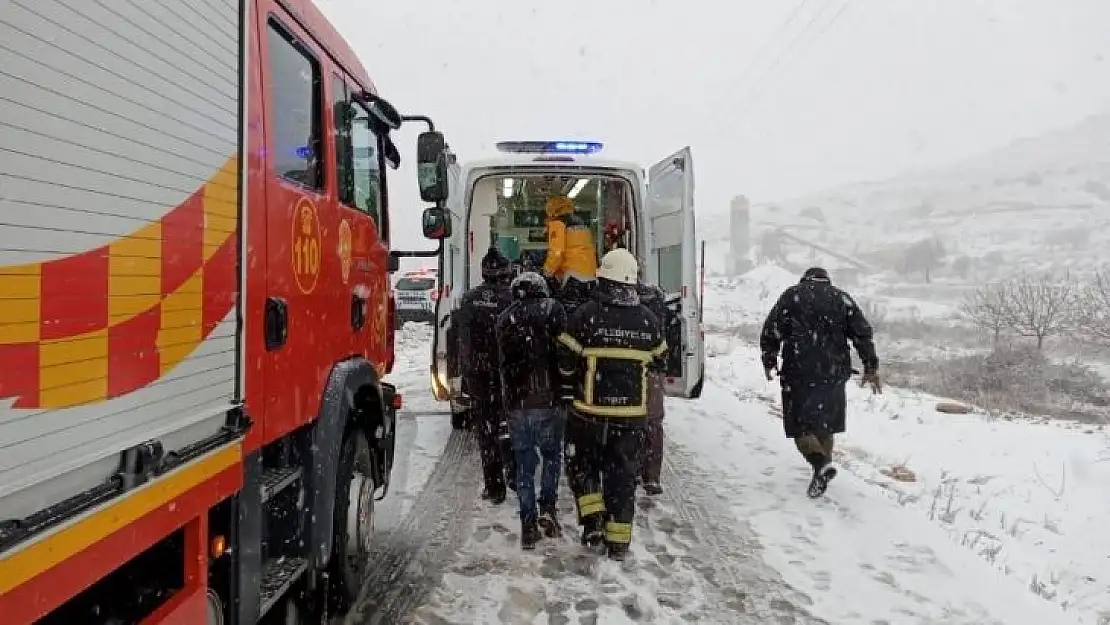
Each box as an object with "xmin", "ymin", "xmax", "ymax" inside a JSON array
[{"xmin": 597, "ymin": 248, "xmax": 639, "ymax": 285}]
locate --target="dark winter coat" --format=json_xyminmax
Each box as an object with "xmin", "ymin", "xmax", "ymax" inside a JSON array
[
  {"xmin": 759, "ymin": 271, "xmax": 878, "ymax": 437},
  {"xmin": 495, "ymin": 274, "xmax": 568, "ymax": 411},
  {"xmin": 456, "ymin": 278, "xmax": 512, "ymax": 400},
  {"xmin": 555, "ymin": 275, "xmax": 595, "ymax": 318},
  {"xmin": 636, "ymin": 283, "xmax": 669, "ymax": 420},
  {"xmin": 556, "ymin": 278, "xmax": 667, "ymax": 423}
]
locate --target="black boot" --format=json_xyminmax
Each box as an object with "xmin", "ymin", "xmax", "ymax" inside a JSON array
[
  {"xmin": 538, "ymin": 503, "xmax": 561, "ymax": 538},
  {"xmin": 642, "ymin": 481, "xmax": 663, "ymax": 495},
  {"xmin": 482, "ymin": 485, "xmax": 507, "ymax": 504},
  {"xmin": 521, "ymin": 521, "xmax": 540, "ymax": 550},
  {"xmin": 606, "ymin": 541, "xmax": 630, "ymax": 561},
  {"xmin": 579, "ymin": 512, "xmax": 605, "ymax": 547},
  {"xmin": 806, "ymin": 461, "xmax": 837, "ymax": 499}
]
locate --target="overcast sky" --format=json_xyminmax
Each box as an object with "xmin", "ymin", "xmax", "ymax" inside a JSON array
[{"xmin": 313, "ymin": 0, "xmax": 1110, "ymax": 247}]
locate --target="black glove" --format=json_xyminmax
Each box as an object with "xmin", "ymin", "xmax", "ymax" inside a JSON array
[
  {"xmin": 860, "ymin": 369, "xmax": 882, "ymax": 394},
  {"xmin": 762, "ymin": 360, "xmax": 778, "ymax": 381}
]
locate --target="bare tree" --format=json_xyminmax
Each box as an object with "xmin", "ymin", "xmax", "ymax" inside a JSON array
[
  {"xmin": 959, "ymin": 283, "xmax": 1010, "ymax": 347},
  {"xmin": 1001, "ymin": 274, "xmax": 1076, "ymax": 350},
  {"xmin": 903, "ymin": 238, "xmax": 946, "ymax": 283},
  {"xmin": 1074, "ymin": 269, "xmax": 1110, "ymax": 344},
  {"xmin": 951, "ymin": 255, "xmax": 972, "ymax": 280}
]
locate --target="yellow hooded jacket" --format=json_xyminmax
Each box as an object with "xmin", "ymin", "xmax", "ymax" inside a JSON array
[{"xmin": 543, "ymin": 196, "xmax": 598, "ymax": 280}]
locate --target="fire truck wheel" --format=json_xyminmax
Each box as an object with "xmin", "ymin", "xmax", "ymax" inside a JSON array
[
  {"xmin": 328, "ymin": 427, "xmax": 375, "ymax": 612},
  {"xmin": 205, "ymin": 588, "xmax": 226, "ymax": 625}
]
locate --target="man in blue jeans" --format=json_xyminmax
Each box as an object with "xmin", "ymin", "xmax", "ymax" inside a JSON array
[{"xmin": 495, "ymin": 272, "xmax": 568, "ymax": 549}]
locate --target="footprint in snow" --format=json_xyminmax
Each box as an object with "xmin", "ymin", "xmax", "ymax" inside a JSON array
[{"xmin": 497, "ymin": 585, "xmax": 547, "ymax": 624}]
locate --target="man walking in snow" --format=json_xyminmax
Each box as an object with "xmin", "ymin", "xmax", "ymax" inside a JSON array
[
  {"xmin": 495, "ymin": 272, "xmax": 568, "ymax": 549},
  {"xmin": 558, "ymin": 248, "xmax": 668, "ymax": 560},
  {"xmin": 759, "ymin": 267, "xmax": 881, "ymax": 498},
  {"xmin": 456, "ymin": 248, "xmax": 515, "ymax": 504}
]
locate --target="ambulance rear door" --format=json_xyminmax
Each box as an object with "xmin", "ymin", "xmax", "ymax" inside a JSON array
[{"xmin": 645, "ymin": 147, "xmax": 704, "ymax": 398}]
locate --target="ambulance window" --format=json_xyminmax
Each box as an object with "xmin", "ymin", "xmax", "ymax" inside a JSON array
[
  {"xmin": 657, "ymin": 246, "xmax": 682, "ymax": 295},
  {"xmin": 267, "ymin": 20, "xmax": 323, "ymax": 189}
]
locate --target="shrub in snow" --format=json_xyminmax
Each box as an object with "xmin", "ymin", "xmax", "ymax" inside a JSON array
[{"xmin": 889, "ymin": 346, "xmax": 1108, "ymax": 422}]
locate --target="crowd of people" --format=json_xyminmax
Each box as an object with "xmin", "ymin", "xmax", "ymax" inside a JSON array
[
  {"xmin": 453, "ymin": 195, "xmax": 883, "ymax": 559},
  {"xmin": 454, "ymin": 195, "xmax": 668, "ymax": 559}
]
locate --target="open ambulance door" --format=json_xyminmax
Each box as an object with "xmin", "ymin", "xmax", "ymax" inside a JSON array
[{"xmin": 647, "ymin": 147, "xmax": 705, "ymax": 399}]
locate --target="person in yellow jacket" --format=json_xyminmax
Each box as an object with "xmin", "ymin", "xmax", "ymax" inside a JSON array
[{"xmin": 542, "ymin": 195, "xmax": 598, "ymax": 314}]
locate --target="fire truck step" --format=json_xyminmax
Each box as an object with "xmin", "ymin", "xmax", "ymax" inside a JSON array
[
  {"xmin": 260, "ymin": 466, "xmax": 303, "ymax": 503},
  {"xmin": 258, "ymin": 556, "xmax": 308, "ymax": 618}
]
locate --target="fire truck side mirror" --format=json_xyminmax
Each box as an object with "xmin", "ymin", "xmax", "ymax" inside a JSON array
[
  {"xmin": 416, "ymin": 131, "xmax": 449, "ymax": 203},
  {"xmin": 421, "ymin": 207, "xmax": 451, "ymax": 240}
]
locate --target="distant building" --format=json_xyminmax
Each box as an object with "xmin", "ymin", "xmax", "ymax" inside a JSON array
[{"xmin": 729, "ymin": 195, "xmax": 752, "ymax": 274}]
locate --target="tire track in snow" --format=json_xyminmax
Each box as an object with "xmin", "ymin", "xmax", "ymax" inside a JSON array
[
  {"xmin": 350, "ymin": 427, "xmax": 481, "ymax": 624},
  {"xmin": 660, "ymin": 438, "xmax": 829, "ymax": 624}
]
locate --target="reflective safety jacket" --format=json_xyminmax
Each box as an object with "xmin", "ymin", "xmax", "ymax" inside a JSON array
[
  {"xmin": 556, "ymin": 280, "xmax": 667, "ymax": 420},
  {"xmin": 543, "ymin": 213, "xmax": 598, "ymax": 281}
]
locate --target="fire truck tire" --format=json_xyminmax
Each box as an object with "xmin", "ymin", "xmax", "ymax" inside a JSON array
[
  {"xmin": 327, "ymin": 426, "xmax": 375, "ymax": 614},
  {"xmin": 205, "ymin": 588, "xmax": 226, "ymax": 625}
]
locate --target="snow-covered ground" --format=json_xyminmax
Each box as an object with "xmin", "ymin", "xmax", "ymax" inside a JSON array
[
  {"xmin": 703, "ymin": 336, "xmax": 1110, "ymax": 624},
  {"xmin": 352, "ymin": 318, "xmax": 1109, "ymax": 625}
]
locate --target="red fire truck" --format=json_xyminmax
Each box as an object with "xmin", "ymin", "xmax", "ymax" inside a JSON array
[{"xmin": 0, "ymin": 1, "xmax": 454, "ymax": 623}]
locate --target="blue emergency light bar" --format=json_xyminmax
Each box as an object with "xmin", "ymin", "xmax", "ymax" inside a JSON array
[{"xmin": 495, "ymin": 141, "xmax": 603, "ymax": 155}]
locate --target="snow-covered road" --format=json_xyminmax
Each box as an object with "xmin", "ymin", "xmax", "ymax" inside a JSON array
[{"xmin": 347, "ymin": 322, "xmax": 1106, "ymax": 625}]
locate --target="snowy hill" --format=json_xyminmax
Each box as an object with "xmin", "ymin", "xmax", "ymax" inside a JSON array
[{"xmin": 701, "ymin": 112, "xmax": 1110, "ymax": 288}]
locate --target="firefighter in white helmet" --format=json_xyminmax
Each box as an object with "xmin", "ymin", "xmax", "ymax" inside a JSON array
[{"xmin": 556, "ymin": 248, "xmax": 667, "ymax": 560}]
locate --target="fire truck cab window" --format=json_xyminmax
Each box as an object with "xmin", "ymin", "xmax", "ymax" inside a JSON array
[
  {"xmin": 267, "ymin": 20, "xmax": 323, "ymax": 189},
  {"xmin": 332, "ymin": 76, "xmax": 353, "ymax": 200},
  {"xmin": 332, "ymin": 76, "xmax": 383, "ymax": 229}
]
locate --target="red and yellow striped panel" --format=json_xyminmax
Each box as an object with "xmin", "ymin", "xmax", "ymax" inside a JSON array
[{"xmin": 0, "ymin": 157, "xmax": 239, "ymax": 410}]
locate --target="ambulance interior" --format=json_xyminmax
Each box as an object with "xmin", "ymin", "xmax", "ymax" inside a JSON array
[{"xmin": 466, "ymin": 173, "xmax": 637, "ymax": 284}]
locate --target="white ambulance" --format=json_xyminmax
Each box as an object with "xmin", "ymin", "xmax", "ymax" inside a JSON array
[
  {"xmin": 393, "ymin": 268, "xmax": 439, "ymax": 326},
  {"xmin": 429, "ymin": 141, "xmax": 705, "ymax": 426}
]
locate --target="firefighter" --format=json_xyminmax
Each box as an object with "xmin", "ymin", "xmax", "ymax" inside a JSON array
[
  {"xmin": 543, "ymin": 195, "xmax": 597, "ymax": 315},
  {"xmin": 759, "ymin": 267, "xmax": 881, "ymax": 498},
  {"xmin": 557, "ymin": 248, "xmax": 667, "ymax": 560},
  {"xmin": 457, "ymin": 248, "xmax": 515, "ymax": 503},
  {"xmin": 635, "ymin": 278, "xmax": 668, "ymax": 496},
  {"xmin": 604, "ymin": 233, "xmax": 668, "ymax": 494},
  {"xmin": 495, "ymin": 272, "xmax": 568, "ymax": 549}
]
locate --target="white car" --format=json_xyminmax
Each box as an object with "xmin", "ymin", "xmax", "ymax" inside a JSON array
[{"xmin": 393, "ymin": 269, "xmax": 438, "ymax": 326}]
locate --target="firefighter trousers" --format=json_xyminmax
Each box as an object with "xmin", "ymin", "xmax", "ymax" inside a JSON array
[
  {"xmin": 471, "ymin": 394, "xmax": 515, "ymax": 495},
  {"xmin": 641, "ymin": 417, "xmax": 664, "ymax": 484},
  {"xmin": 564, "ymin": 411, "xmax": 645, "ymax": 548}
]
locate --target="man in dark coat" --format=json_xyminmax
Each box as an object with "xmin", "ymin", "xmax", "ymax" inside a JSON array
[
  {"xmin": 636, "ymin": 279, "xmax": 668, "ymax": 496},
  {"xmin": 759, "ymin": 267, "xmax": 881, "ymax": 498},
  {"xmin": 495, "ymin": 272, "xmax": 567, "ymax": 550},
  {"xmin": 557, "ymin": 248, "xmax": 667, "ymax": 560},
  {"xmin": 456, "ymin": 248, "xmax": 515, "ymax": 503}
]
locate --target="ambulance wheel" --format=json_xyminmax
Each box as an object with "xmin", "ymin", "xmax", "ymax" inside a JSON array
[
  {"xmin": 327, "ymin": 427, "xmax": 375, "ymax": 615},
  {"xmin": 451, "ymin": 408, "xmax": 470, "ymax": 430},
  {"xmin": 690, "ymin": 374, "xmax": 704, "ymax": 399}
]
